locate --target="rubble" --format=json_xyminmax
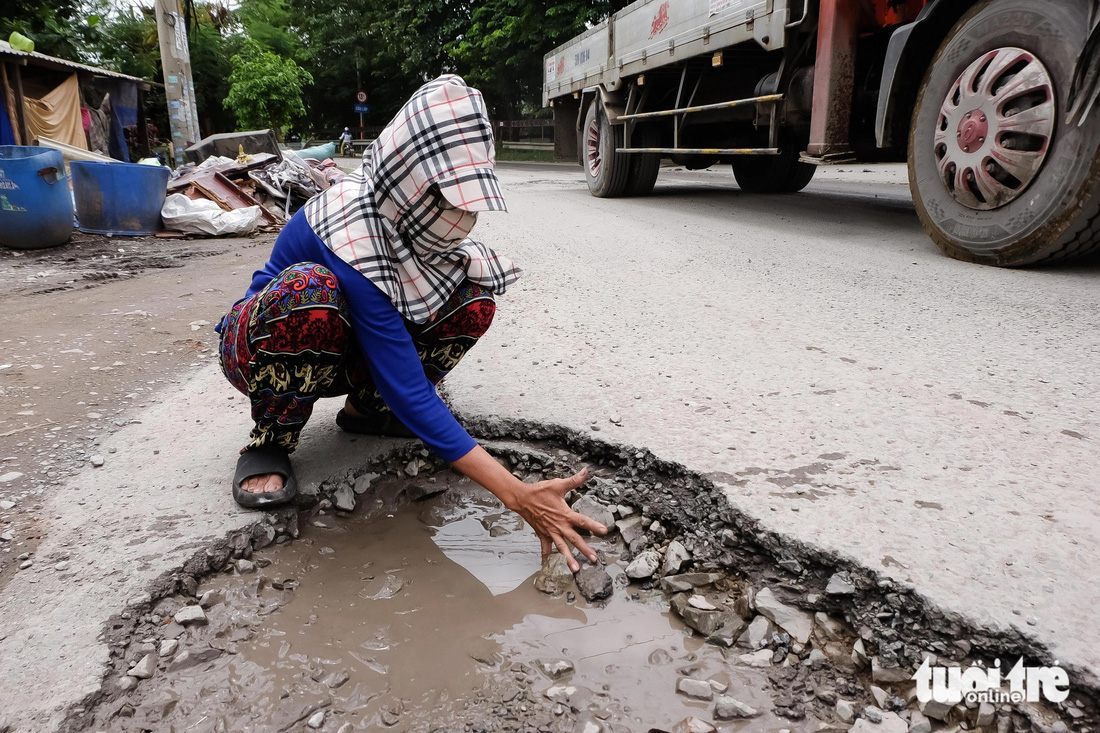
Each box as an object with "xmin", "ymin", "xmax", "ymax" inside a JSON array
[
  {"xmin": 534, "ymin": 554, "xmax": 575, "ymax": 595},
  {"xmin": 714, "ymin": 696, "xmax": 759, "ymax": 719},
  {"xmin": 624, "ymin": 549, "xmax": 660, "ymax": 579},
  {"xmin": 754, "ymin": 587, "xmax": 814, "ymax": 644},
  {"xmin": 676, "ymin": 677, "xmax": 714, "ymax": 700},
  {"xmin": 574, "ymin": 563, "xmax": 613, "ymax": 602}
]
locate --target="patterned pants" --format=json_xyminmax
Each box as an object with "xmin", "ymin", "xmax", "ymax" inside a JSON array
[{"xmin": 218, "ymin": 263, "xmax": 496, "ymax": 452}]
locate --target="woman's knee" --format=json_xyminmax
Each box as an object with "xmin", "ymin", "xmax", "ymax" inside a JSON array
[{"xmin": 257, "ymin": 263, "xmax": 350, "ymax": 350}]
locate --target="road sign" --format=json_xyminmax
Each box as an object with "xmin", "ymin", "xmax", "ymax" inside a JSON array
[
  {"xmin": 354, "ymin": 104, "xmax": 370, "ymax": 114},
  {"xmin": 356, "ymin": 91, "xmax": 368, "ymax": 103}
]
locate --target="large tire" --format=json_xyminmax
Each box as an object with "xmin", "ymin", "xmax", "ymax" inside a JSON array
[
  {"xmin": 731, "ymin": 144, "xmax": 816, "ymax": 193},
  {"xmin": 583, "ymin": 102, "xmax": 630, "ymax": 198},
  {"xmin": 624, "ymin": 123, "xmax": 661, "ymax": 196},
  {"xmin": 909, "ymin": 0, "xmax": 1100, "ymax": 266}
]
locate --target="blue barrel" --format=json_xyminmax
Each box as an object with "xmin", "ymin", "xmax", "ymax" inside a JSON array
[
  {"xmin": 70, "ymin": 161, "xmax": 170, "ymax": 236},
  {"xmin": 0, "ymin": 146, "xmax": 73, "ymax": 250}
]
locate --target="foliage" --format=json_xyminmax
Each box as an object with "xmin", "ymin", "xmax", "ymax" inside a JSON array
[
  {"xmin": 224, "ymin": 38, "xmax": 313, "ymax": 138},
  {"xmin": 0, "ymin": 0, "xmax": 102, "ymax": 61}
]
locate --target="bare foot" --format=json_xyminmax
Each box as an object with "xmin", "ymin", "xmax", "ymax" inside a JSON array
[{"xmin": 240, "ymin": 473, "xmax": 285, "ymax": 494}]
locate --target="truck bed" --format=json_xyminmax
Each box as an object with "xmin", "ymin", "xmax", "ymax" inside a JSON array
[{"xmin": 543, "ymin": 0, "xmax": 794, "ymax": 106}]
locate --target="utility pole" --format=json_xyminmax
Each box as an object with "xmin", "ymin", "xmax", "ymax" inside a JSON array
[{"xmin": 154, "ymin": 0, "xmax": 201, "ymax": 165}]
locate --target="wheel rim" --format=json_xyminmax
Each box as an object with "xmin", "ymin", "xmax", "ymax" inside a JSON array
[
  {"xmin": 586, "ymin": 114, "xmax": 602, "ymax": 179},
  {"xmin": 933, "ymin": 47, "xmax": 1056, "ymax": 211}
]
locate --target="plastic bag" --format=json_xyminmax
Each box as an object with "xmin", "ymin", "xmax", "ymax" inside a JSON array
[{"xmin": 161, "ymin": 193, "xmax": 264, "ymax": 236}]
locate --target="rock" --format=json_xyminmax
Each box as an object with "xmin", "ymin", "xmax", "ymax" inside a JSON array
[
  {"xmin": 814, "ymin": 612, "xmax": 850, "ymax": 641},
  {"xmin": 754, "ymin": 588, "xmax": 813, "ymax": 644},
  {"xmin": 0, "ymin": 531, "xmax": 11, "ymax": 542},
  {"xmin": 662, "ymin": 540, "xmax": 690, "ymax": 576},
  {"xmin": 660, "ymin": 572, "xmax": 722, "ymax": 593},
  {"xmin": 864, "ymin": 705, "xmax": 884, "ymax": 723},
  {"xmin": 0, "ymin": 478, "xmax": 21, "ymax": 489},
  {"xmin": 337, "ymin": 725, "xmax": 355, "ymax": 733},
  {"xmin": 574, "ymin": 721, "xmax": 602, "ymax": 733},
  {"xmin": 851, "ymin": 712, "xmax": 907, "ymax": 733},
  {"xmin": 742, "ymin": 615, "xmax": 773, "ymax": 648},
  {"xmin": 306, "ymin": 710, "xmax": 325, "ymax": 728},
  {"xmin": 116, "ymin": 676, "xmax": 138, "ymax": 692},
  {"xmin": 405, "ymin": 483, "xmax": 447, "ymax": 502},
  {"xmin": 871, "ymin": 657, "xmax": 911, "ymax": 683},
  {"xmin": 805, "ymin": 649, "xmax": 827, "ymax": 668},
  {"xmin": 708, "ymin": 679, "xmax": 728, "ymax": 694},
  {"xmin": 625, "ymin": 550, "xmax": 660, "ymax": 579},
  {"xmin": 670, "ymin": 593, "xmax": 720, "ymax": 636},
  {"xmin": 671, "ymin": 716, "xmax": 716, "ymax": 733},
  {"xmin": 571, "ymin": 496, "xmax": 614, "ymax": 530},
  {"xmin": 538, "ymin": 659, "xmax": 575, "ymax": 680},
  {"xmin": 173, "ymin": 605, "xmax": 208, "ymax": 626},
  {"xmin": 738, "ymin": 649, "xmax": 773, "ymax": 667},
  {"xmin": 676, "ymin": 677, "xmax": 713, "ymax": 700},
  {"xmin": 976, "ymin": 701, "xmax": 995, "ymax": 727},
  {"xmin": 404, "ymin": 460, "xmax": 419, "ymax": 477},
  {"xmin": 870, "ymin": 686, "xmax": 889, "ymax": 708},
  {"xmin": 826, "ymin": 573, "xmax": 856, "ymax": 595},
  {"xmin": 129, "ymin": 653, "xmax": 156, "ymax": 680},
  {"xmin": 333, "ymin": 483, "xmax": 355, "ymax": 511},
  {"xmin": 54, "ymin": 561, "xmax": 69, "ymax": 572},
  {"xmin": 352, "ymin": 472, "xmax": 380, "ymax": 494},
  {"xmin": 158, "ymin": 639, "xmax": 179, "ymax": 657},
  {"xmin": 616, "ymin": 516, "xmax": 647, "ymax": 552},
  {"xmin": 324, "ymin": 669, "xmax": 350, "ymax": 689},
  {"xmin": 199, "ymin": 589, "xmax": 224, "ymax": 609},
  {"xmin": 235, "ymin": 559, "xmax": 256, "ymax": 574},
  {"xmin": 0, "ymin": 499, "xmax": 16, "ymax": 509},
  {"xmin": 575, "ymin": 564, "xmax": 613, "ymax": 602},
  {"xmin": 908, "ymin": 711, "xmax": 932, "ymax": 733},
  {"xmin": 714, "ymin": 696, "xmax": 759, "ymax": 719},
  {"xmin": 919, "ymin": 698, "xmax": 953, "ymax": 721},
  {"xmin": 706, "ymin": 613, "xmax": 748, "ymax": 647},
  {"xmin": 836, "ymin": 699, "xmax": 856, "ymax": 723},
  {"xmin": 851, "ymin": 638, "xmax": 869, "ymax": 668},
  {"xmin": 687, "ymin": 595, "xmax": 716, "ymax": 611},
  {"xmin": 90, "ymin": 455, "xmax": 105, "ymax": 467},
  {"xmin": 544, "ymin": 685, "xmax": 577, "ymax": 700},
  {"xmin": 534, "ymin": 554, "xmax": 575, "ymax": 595}
]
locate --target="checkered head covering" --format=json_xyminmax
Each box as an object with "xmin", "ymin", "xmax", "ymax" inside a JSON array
[{"xmin": 304, "ymin": 75, "xmax": 520, "ymax": 324}]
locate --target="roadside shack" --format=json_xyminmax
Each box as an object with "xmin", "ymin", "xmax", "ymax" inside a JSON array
[{"xmin": 0, "ymin": 40, "xmax": 155, "ymax": 162}]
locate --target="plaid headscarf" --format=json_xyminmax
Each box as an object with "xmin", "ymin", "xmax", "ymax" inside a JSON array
[{"xmin": 304, "ymin": 75, "xmax": 520, "ymax": 324}]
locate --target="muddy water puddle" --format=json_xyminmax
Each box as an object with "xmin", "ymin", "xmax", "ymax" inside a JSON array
[{"xmin": 93, "ymin": 468, "xmax": 831, "ymax": 733}]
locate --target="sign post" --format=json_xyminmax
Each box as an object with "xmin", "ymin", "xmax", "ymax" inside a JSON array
[{"xmin": 356, "ymin": 90, "xmax": 368, "ymax": 139}]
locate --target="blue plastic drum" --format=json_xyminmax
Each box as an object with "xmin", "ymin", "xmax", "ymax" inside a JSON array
[
  {"xmin": 0, "ymin": 145, "xmax": 73, "ymax": 250},
  {"xmin": 70, "ymin": 161, "xmax": 170, "ymax": 236}
]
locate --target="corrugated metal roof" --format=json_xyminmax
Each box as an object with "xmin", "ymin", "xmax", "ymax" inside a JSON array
[{"xmin": 0, "ymin": 40, "xmax": 153, "ymax": 87}]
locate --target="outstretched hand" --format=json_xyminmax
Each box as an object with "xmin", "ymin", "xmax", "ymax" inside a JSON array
[{"xmin": 508, "ymin": 467, "xmax": 608, "ymax": 571}]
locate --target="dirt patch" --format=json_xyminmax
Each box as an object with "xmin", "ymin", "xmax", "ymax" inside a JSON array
[{"xmin": 62, "ymin": 439, "xmax": 1097, "ymax": 733}]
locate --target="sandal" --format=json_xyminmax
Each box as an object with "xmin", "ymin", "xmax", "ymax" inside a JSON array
[
  {"xmin": 232, "ymin": 444, "xmax": 298, "ymax": 509},
  {"xmin": 336, "ymin": 408, "xmax": 416, "ymax": 439}
]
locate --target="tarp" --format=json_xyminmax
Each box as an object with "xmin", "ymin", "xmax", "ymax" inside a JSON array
[{"xmin": 24, "ymin": 73, "xmax": 87, "ymax": 150}]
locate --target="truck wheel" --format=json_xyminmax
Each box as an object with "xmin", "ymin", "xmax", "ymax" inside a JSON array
[
  {"xmin": 731, "ymin": 145, "xmax": 816, "ymax": 193},
  {"xmin": 624, "ymin": 123, "xmax": 661, "ymax": 196},
  {"xmin": 583, "ymin": 102, "xmax": 630, "ymax": 198},
  {"xmin": 909, "ymin": 0, "xmax": 1100, "ymax": 266}
]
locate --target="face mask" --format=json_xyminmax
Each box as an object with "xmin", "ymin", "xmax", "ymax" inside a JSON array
[{"xmin": 401, "ymin": 188, "xmax": 478, "ymax": 250}]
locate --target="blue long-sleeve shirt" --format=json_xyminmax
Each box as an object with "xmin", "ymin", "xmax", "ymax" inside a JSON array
[{"xmin": 234, "ymin": 210, "xmax": 477, "ymax": 462}]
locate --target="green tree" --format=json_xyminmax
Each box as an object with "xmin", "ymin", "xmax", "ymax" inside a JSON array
[
  {"xmin": 0, "ymin": 0, "xmax": 102, "ymax": 61},
  {"xmin": 224, "ymin": 38, "xmax": 313, "ymax": 138}
]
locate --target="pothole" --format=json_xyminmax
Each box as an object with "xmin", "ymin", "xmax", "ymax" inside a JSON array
[{"xmin": 63, "ymin": 435, "xmax": 1097, "ymax": 733}]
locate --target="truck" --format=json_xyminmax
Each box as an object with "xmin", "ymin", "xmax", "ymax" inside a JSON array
[{"xmin": 542, "ymin": 0, "xmax": 1100, "ymax": 266}]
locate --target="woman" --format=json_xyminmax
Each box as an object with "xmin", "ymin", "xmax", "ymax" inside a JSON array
[{"xmin": 217, "ymin": 76, "xmax": 604, "ymax": 570}]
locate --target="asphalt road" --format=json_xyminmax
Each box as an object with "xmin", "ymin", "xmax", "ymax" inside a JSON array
[{"xmin": 0, "ymin": 161, "xmax": 1097, "ymax": 729}]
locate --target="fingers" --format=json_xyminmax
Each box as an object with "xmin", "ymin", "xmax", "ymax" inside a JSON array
[
  {"xmin": 564, "ymin": 529, "xmax": 598, "ymax": 565},
  {"xmin": 570, "ymin": 511, "xmax": 608, "ymax": 536},
  {"xmin": 555, "ymin": 467, "xmax": 589, "ymax": 496},
  {"xmin": 539, "ymin": 534, "xmax": 552, "ymax": 562},
  {"xmin": 552, "ymin": 534, "xmax": 579, "ymax": 572}
]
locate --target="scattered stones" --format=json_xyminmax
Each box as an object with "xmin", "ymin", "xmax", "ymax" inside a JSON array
[
  {"xmin": 714, "ymin": 696, "xmax": 759, "ymax": 719},
  {"xmin": 836, "ymin": 699, "xmax": 856, "ymax": 723},
  {"xmin": 975, "ymin": 701, "xmax": 995, "ymax": 727},
  {"xmin": 864, "ymin": 705, "xmax": 884, "ymax": 723},
  {"xmin": 615, "ymin": 516, "xmax": 647, "ymax": 552},
  {"xmin": 871, "ymin": 656, "xmax": 911, "ymax": 683},
  {"xmin": 670, "ymin": 593, "xmax": 720, "ymax": 636},
  {"xmin": 235, "ymin": 559, "xmax": 256, "ymax": 574},
  {"xmin": 90, "ymin": 455, "xmax": 105, "ymax": 467},
  {"xmin": 173, "ymin": 606, "xmax": 208, "ymax": 626},
  {"xmin": 851, "ymin": 638, "xmax": 870, "ymax": 668},
  {"xmin": 742, "ymin": 615, "xmax": 773, "ymax": 648},
  {"xmin": 323, "ymin": 669, "xmax": 350, "ymax": 689},
  {"xmin": 676, "ymin": 677, "xmax": 714, "ymax": 700},
  {"xmin": 158, "ymin": 639, "xmax": 179, "ymax": 657},
  {"xmin": 352, "ymin": 472, "xmax": 380, "ymax": 494},
  {"xmin": 571, "ymin": 495, "xmax": 614, "ymax": 530},
  {"xmin": 128, "ymin": 653, "xmax": 156, "ymax": 680},
  {"xmin": 671, "ymin": 716, "xmax": 716, "ymax": 733},
  {"xmin": 687, "ymin": 595, "xmax": 716, "ymax": 611},
  {"xmin": 534, "ymin": 554, "xmax": 575, "ymax": 595},
  {"xmin": 814, "ymin": 612, "xmax": 849, "ymax": 641},
  {"xmin": 662, "ymin": 540, "xmax": 690, "ymax": 576},
  {"xmin": 405, "ymin": 483, "xmax": 447, "ymax": 502},
  {"xmin": 825, "ymin": 573, "xmax": 856, "ymax": 595},
  {"xmin": 851, "ymin": 712, "xmax": 907, "ymax": 733},
  {"xmin": 660, "ymin": 572, "xmax": 721, "ymax": 593},
  {"xmin": 333, "ymin": 483, "xmax": 355, "ymax": 512},
  {"xmin": 538, "ymin": 659, "xmax": 575, "ymax": 680},
  {"xmin": 908, "ymin": 711, "xmax": 932, "ymax": 733},
  {"xmin": 404, "ymin": 460, "xmax": 419, "ymax": 477},
  {"xmin": 116, "ymin": 676, "xmax": 138, "ymax": 692},
  {"xmin": 706, "ymin": 613, "xmax": 747, "ymax": 647},
  {"xmin": 0, "ymin": 531, "xmax": 12, "ymax": 542},
  {"xmin": 0, "ymin": 498, "xmax": 17, "ymax": 508},
  {"xmin": 53, "ymin": 561, "xmax": 69, "ymax": 572},
  {"xmin": 306, "ymin": 710, "xmax": 325, "ymax": 728},
  {"xmin": 625, "ymin": 550, "xmax": 660, "ymax": 579},
  {"xmin": 804, "ymin": 648, "xmax": 827, "ymax": 668},
  {"xmin": 738, "ymin": 649, "xmax": 773, "ymax": 668},
  {"xmin": 575, "ymin": 563, "xmax": 613, "ymax": 602},
  {"xmin": 754, "ymin": 588, "xmax": 813, "ymax": 644},
  {"xmin": 0, "ymin": 477, "xmax": 21, "ymax": 487},
  {"xmin": 199, "ymin": 589, "xmax": 224, "ymax": 609},
  {"xmin": 918, "ymin": 697, "xmax": 953, "ymax": 721},
  {"xmin": 870, "ymin": 685, "xmax": 888, "ymax": 707}
]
